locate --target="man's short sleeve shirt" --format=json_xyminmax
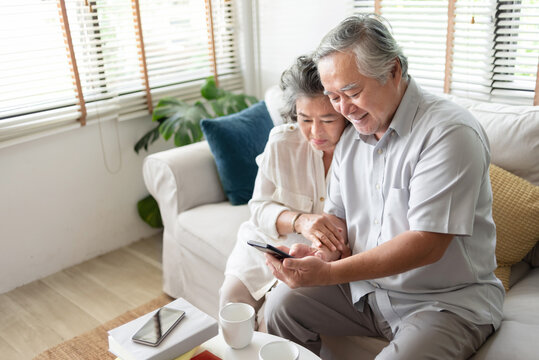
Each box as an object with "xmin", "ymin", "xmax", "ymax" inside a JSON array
[{"xmin": 325, "ymin": 78, "xmax": 504, "ymax": 331}]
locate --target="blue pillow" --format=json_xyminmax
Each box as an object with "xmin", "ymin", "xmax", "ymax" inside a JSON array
[{"xmin": 200, "ymin": 101, "xmax": 274, "ymax": 205}]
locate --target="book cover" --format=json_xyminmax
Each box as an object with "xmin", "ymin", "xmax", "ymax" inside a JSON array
[
  {"xmin": 108, "ymin": 298, "xmax": 218, "ymax": 360},
  {"xmin": 191, "ymin": 350, "xmax": 222, "ymax": 360}
]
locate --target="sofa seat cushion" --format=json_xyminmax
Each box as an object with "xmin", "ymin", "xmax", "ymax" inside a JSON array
[
  {"xmin": 502, "ymin": 268, "xmax": 539, "ymax": 324},
  {"xmin": 178, "ymin": 202, "xmax": 250, "ymax": 269},
  {"xmin": 472, "ymin": 320, "xmax": 539, "ymax": 360}
]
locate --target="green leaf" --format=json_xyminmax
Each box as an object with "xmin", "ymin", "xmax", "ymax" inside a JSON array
[
  {"xmin": 159, "ymin": 112, "xmax": 183, "ymax": 141},
  {"xmin": 246, "ymin": 95, "xmax": 258, "ymax": 105},
  {"xmin": 234, "ymin": 95, "xmax": 249, "ymax": 110},
  {"xmin": 134, "ymin": 125, "xmax": 160, "ymax": 154},
  {"xmin": 200, "ymin": 76, "xmax": 221, "ymax": 100},
  {"xmin": 152, "ymin": 98, "xmax": 189, "ymax": 122},
  {"xmin": 156, "ymin": 97, "xmax": 183, "ymax": 107},
  {"xmin": 193, "ymin": 101, "xmax": 211, "ymax": 118},
  {"xmin": 152, "ymin": 106, "xmax": 176, "ymax": 122},
  {"xmin": 174, "ymin": 122, "xmax": 193, "ymax": 147},
  {"xmin": 183, "ymin": 105, "xmax": 205, "ymax": 123},
  {"xmin": 137, "ymin": 194, "xmax": 163, "ymax": 228},
  {"xmin": 186, "ymin": 120, "xmax": 203, "ymax": 143},
  {"xmin": 209, "ymin": 99, "xmax": 225, "ymax": 117}
]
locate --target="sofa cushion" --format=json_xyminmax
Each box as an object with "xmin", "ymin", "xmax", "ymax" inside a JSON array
[
  {"xmin": 502, "ymin": 268, "xmax": 539, "ymax": 324},
  {"xmin": 490, "ymin": 164, "xmax": 539, "ymax": 290},
  {"xmin": 200, "ymin": 101, "xmax": 274, "ymax": 205},
  {"xmin": 178, "ymin": 202, "xmax": 251, "ymax": 261},
  {"xmin": 449, "ymin": 97, "xmax": 539, "ymax": 186},
  {"xmin": 264, "ymin": 85, "xmax": 286, "ymax": 126},
  {"xmin": 472, "ymin": 320, "xmax": 539, "ymax": 360}
]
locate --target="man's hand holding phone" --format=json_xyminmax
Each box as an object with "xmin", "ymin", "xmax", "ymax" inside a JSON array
[{"xmin": 264, "ymin": 244, "xmax": 332, "ymax": 289}]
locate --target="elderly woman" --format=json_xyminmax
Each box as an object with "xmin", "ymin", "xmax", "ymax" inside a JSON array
[{"xmin": 219, "ymin": 55, "xmax": 349, "ymax": 327}]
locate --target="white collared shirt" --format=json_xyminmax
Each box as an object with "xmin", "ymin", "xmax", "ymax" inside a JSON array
[{"xmin": 325, "ymin": 78, "xmax": 505, "ymax": 331}]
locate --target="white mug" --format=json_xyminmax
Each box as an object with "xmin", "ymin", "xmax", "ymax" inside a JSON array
[{"xmin": 219, "ymin": 302, "xmax": 255, "ymax": 349}]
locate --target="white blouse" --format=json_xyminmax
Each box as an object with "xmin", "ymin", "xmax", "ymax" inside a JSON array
[{"xmin": 224, "ymin": 123, "xmax": 329, "ymax": 300}]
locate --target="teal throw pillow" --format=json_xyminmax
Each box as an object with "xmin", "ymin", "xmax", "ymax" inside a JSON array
[{"xmin": 200, "ymin": 101, "xmax": 274, "ymax": 205}]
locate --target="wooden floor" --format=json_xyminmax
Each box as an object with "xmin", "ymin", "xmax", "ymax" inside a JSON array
[{"xmin": 0, "ymin": 232, "xmax": 164, "ymax": 360}]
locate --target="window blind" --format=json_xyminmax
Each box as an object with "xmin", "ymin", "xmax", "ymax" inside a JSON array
[
  {"xmin": 353, "ymin": 0, "xmax": 539, "ymax": 105},
  {"xmin": 492, "ymin": 0, "xmax": 539, "ymax": 104},
  {"xmin": 373, "ymin": 1, "xmax": 450, "ymax": 95},
  {"xmin": 451, "ymin": 0, "xmax": 497, "ymax": 101},
  {"xmin": 0, "ymin": 1, "xmax": 82, "ymax": 142},
  {"xmin": 0, "ymin": 0, "xmax": 242, "ymax": 143}
]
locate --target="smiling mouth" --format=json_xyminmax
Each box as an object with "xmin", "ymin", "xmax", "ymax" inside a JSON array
[{"xmin": 350, "ymin": 112, "xmax": 368, "ymax": 122}]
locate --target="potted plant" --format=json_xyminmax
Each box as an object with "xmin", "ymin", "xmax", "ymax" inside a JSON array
[{"xmin": 135, "ymin": 76, "xmax": 258, "ymax": 228}]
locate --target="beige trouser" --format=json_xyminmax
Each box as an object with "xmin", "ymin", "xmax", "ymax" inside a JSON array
[
  {"xmin": 265, "ymin": 282, "xmax": 494, "ymax": 360},
  {"xmin": 219, "ymin": 275, "xmax": 267, "ymax": 331}
]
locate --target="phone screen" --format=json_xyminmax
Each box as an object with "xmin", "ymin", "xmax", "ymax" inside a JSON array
[{"xmin": 132, "ymin": 307, "xmax": 185, "ymax": 346}]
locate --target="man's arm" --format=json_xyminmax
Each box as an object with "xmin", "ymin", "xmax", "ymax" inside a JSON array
[{"xmin": 267, "ymin": 230, "xmax": 453, "ymax": 288}]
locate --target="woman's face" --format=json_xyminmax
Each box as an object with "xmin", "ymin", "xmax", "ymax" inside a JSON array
[{"xmin": 296, "ymin": 94, "xmax": 347, "ymax": 154}]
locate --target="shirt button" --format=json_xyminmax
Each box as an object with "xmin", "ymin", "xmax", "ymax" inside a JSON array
[
  {"xmin": 374, "ymin": 219, "xmax": 379, "ymax": 225},
  {"xmin": 319, "ymin": 197, "xmax": 325, "ymax": 202},
  {"xmin": 375, "ymin": 184, "xmax": 380, "ymax": 190},
  {"xmin": 378, "ymin": 149, "xmax": 383, "ymax": 154}
]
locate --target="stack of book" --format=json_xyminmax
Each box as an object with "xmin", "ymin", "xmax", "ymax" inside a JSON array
[{"xmin": 108, "ymin": 298, "xmax": 218, "ymax": 360}]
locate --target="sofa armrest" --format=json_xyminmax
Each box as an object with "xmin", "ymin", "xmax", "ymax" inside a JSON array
[{"xmin": 143, "ymin": 141, "xmax": 226, "ymax": 225}]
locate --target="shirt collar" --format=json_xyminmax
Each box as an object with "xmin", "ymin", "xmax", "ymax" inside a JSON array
[{"xmin": 389, "ymin": 76, "xmax": 420, "ymax": 138}]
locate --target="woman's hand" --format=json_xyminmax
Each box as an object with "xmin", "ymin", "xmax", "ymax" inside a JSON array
[
  {"xmin": 289, "ymin": 243, "xmax": 345, "ymax": 262},
  {"xmin": 313, "ymin": 246, "xmax": 342, "ymax": 262},
  {"xmin": 295, "ymin": 213, "xmax": 347, "ymax": 252}
]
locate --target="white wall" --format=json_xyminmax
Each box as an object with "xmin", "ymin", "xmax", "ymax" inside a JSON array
[
  {"xmin": 255, "ymin": 0, "xmax": 353, "ymax": 94},
  {"xmin": 0, "ymin": 118, "xmax": 172, "ymax": 293}
]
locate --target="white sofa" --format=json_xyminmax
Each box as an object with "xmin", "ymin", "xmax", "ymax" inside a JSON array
[{"xmin": 143, "ymin": 89, "xmax": 539, "ymax": 359}]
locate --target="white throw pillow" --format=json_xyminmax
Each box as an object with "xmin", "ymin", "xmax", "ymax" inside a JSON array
[
  {"xmin": 447, "ymin": 96, "xmax": 539, "ymax": 186},
  {"xmin": 264, "ymin": 85, "xmax": 286, "ymax": 126}
]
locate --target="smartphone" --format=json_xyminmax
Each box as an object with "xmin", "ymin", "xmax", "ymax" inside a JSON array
[
  {"xmin": 132, "ymin": 307, "xmax": 186, "ymax": 347},
  {"xmin": 247, "ymin": 240, "xmax": 294, "ymax": 259}
]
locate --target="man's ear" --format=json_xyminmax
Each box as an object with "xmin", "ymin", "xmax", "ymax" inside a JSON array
[{"xmin": 391, "ymin": 58, "xmax": 402, "ymax": 80}]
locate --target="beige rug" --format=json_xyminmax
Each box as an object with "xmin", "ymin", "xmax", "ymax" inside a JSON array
[{"xmin": 34, "ymin": 293, "xmax": 174, "ymax": 360}]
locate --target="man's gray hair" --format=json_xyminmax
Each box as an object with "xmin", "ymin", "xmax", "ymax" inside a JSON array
[
  {"xmin": 313, "ymin": 14, "xmax": 408, "ymax": 84},
  {"xmin": 280, "ymin": 55, "xmax": 325, "ymax": 122}
]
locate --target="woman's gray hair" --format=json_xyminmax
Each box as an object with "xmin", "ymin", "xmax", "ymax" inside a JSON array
[
  {"xmin": 279, "ymin": 55, "xmax": 324, "ymax": 122},
  {"xmin": 313, "ymin": 14, "xmax": 408, "ymax": 84}
]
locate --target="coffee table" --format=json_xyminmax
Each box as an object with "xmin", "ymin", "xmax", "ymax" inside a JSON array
[{"xmin": 195, "ymin": 331, "xmax": 321, "ymax": 359}]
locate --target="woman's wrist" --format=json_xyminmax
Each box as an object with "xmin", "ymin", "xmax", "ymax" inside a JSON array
[{"xmin": 291, "ymin": 212, "xmax": 303, "ymax": 234}]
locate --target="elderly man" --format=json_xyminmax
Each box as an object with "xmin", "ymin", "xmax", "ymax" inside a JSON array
[{"xmin": 264, "ymin": 15, "xmax": 504, "ymax": 360}]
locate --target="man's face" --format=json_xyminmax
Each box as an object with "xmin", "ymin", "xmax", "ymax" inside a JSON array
[{"xmin": 318, "ymin": 50, "xmax": 402, "ymax": 139}]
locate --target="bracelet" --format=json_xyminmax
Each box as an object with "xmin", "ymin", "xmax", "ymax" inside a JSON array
[{"xmin": 291, "ymin": 212, "xmax": 303, "ymax": 234}]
